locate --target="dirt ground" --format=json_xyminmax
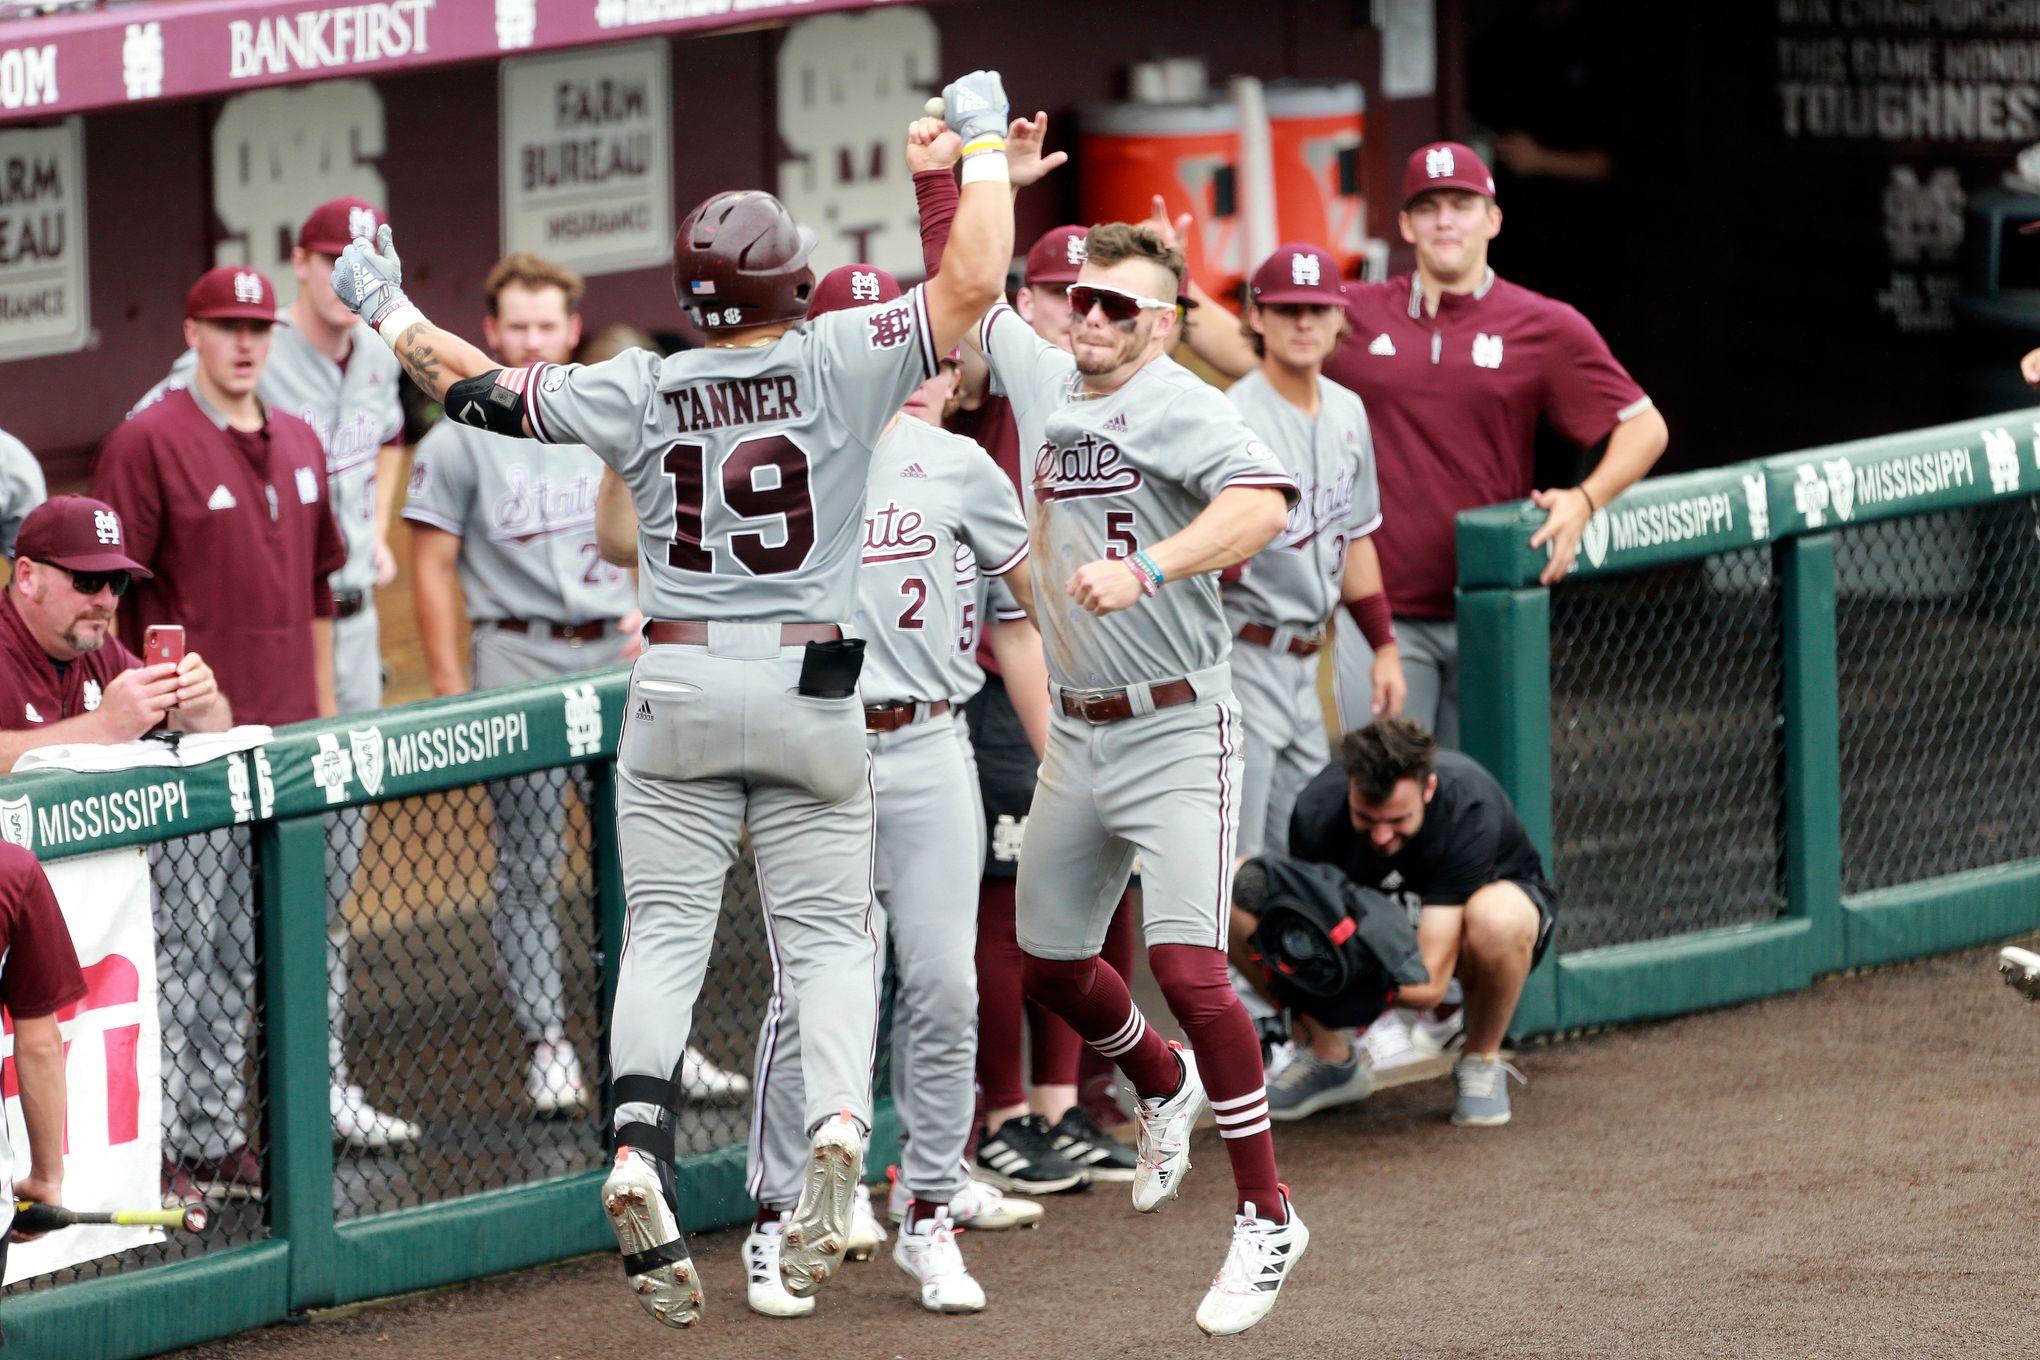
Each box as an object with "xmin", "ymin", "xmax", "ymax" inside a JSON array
[{"xmin": 166, "ymin": 941, "xmax": 2040, "ymax": 1360}]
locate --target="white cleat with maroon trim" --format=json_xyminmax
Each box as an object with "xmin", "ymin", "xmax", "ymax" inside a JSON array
[
  {"xmin": 1195, "ymin": 1189, "xmax": 1309, "ymax": 1337},
  {"xmin": 1131, "ymin": 1044, "xmax": 1205, "ymax": 1213}
]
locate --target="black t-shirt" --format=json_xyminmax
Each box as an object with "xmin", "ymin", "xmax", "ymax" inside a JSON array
[{"xmin": 1288, "ymin": 750, "xmax": 1549, "ymax": 910}]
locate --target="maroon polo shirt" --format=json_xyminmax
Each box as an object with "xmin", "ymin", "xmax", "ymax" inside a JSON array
[
  {"xmin": 0, "ymin": 591, "xmax": 142, "ymax": 733},
  {"xmin": 1327, "ymin": 271, "xmax": 1650, "ymax": 618},
  {"xmin": 0, "ymin": 841, "xmax": 86, "ymax": 1022},
  {"xmin": 92, "ymin": 387, "xmax": 345, "ymax": 726}
]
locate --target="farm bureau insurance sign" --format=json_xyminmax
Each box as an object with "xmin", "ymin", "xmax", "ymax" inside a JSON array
[
  {"xmin": 501, "ymin": 41, "xmax": 670, "ymax": 274},
  {"xmin": 0, "ymin": 118, "xmax": 87, "ymax": 362}
]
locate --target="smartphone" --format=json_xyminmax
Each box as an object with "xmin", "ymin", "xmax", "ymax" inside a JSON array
[{"xmin": 143, "ymin": 625, "xmax": 185, "ymax": 668}]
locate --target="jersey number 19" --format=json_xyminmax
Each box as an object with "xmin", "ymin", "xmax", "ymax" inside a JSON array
[{"xmin": 662, "ymin": 435, "xmax": 816, "ymax": 575}]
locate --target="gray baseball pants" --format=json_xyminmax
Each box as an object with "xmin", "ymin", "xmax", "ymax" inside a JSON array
[
  {"xmin": 610, "ymin": 625, "xmax": 880, "ymax": 1163},
  {"xmin": 748, "ymin": 710, "xmax": 978, "ymax": 1208},
  {"xmin": 1334, "ymin": 614, "xmax": 1460, "ymax": 748},
  {"xmin": 1230, "ymin": 634, "xmax": 1330, "ymax": 859}
]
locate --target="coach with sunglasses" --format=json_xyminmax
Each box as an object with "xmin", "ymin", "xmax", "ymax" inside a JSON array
[{"xmin": 0, "ymin": 496, "xmax": 229, "ymax": 772}]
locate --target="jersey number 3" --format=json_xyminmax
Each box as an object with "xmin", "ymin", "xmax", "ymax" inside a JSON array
[{"xmin": 662, "ymin": 436, "xmax": 816, "ymax": 575}]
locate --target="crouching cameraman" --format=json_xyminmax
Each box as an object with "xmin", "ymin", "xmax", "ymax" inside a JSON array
[{"xmin": 1230, "ymin": 717, "xmax": 1556, "ymax": 1127}]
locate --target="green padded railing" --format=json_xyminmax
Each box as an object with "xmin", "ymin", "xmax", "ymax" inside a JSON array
[{"xmin": 1459, "ymin": 411, "xmax": 2040, "ymax": 1036}]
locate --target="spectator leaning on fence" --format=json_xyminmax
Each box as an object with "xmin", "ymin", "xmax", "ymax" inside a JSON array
[
  {"xmin": 94, "ymin": 265, "xmax": 422, "ymax": 1172},
  {"xmin": 0, "ymin": 496, "xmax": 230, "ymax": 773},
  {"xmin": 404, "ymin": 251, "xmax": 650, "ymax": 1119},
  {"xmin": 1234, "ymin": 716, "xmax": 1556, "ymax": 1128},
  {"xmin": 1167, "ymin": 141, "xmax": 1668, "ymax": 748},
  {"xmin": 0, "ymin": 427, "xmax": 47, "ymax": 560},
  {"xmin": 0, "ymin": 841, "xmax": 88, "ymax": 1300}
]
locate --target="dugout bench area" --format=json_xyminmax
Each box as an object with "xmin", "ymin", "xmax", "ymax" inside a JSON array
[{"xmin": 8, "ymin": 410, "xmax": 2039, "ymax": 1360}]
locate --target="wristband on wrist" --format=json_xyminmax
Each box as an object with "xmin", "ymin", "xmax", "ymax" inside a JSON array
[
  {"xmin": 1131, "ymin": 549, "xmax": 1166, "ymax": 586},
  {"xmin": 1577, "ymin": 483, "xmax": 1598, "ymax": 514},
  {"xmin": 373, "ymin": 301, "xmax": 426, "ymax": 346},
  {"xmin": 1344, "ymin": 591, "xmax": 1396, "ymax": 650},
  {"xmin": 959, "ymin": 148, "xmax": 1010, "ymax": 185},
  {"xmin": 1124, "ymin": 557, "xmax": 1157, "ymax": 598}
]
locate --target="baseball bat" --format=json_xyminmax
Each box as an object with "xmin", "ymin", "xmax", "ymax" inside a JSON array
[{"xmin": 14, "ymin": 1201, "xmax": 210, "ymax": 1234}]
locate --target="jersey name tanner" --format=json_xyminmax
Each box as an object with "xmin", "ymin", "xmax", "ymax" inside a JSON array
[{"xmin": 660, "ymin": 375, "xmax": 804, "ymax": 433}]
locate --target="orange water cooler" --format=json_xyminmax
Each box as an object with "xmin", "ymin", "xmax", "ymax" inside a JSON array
[
  {"xmin": 1264, "ymin": 80, "xmax": 1367, "ymax": 278},
  {"xmin": 1078, "ymin": 102, "xmax": 1245, "ymax": 297}
]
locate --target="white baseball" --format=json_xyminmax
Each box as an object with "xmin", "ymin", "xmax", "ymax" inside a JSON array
[{"xmin": 925, "ymin": 96, "xmax": 945, "ymax": 118}]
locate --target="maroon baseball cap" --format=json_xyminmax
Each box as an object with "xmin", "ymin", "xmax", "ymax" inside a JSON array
[
  {"xmin": 1402, "ymin": 142, "xmax": 1497, "ymax": 205},
  {"xmin": 185, "ymin": 266, "xmax": 279, "ymax": 323},
  {"xmin": 298, "ymin": 196, "xmax": 388, "ymax": 255},
  {"xmin": 1024, "ymin": 225, "xmax": 1089, "ymax": 286},
  {"xmin": 806, "ymin": 264, "xmax": 902, "ymax": 319},
  {"xmin": 1249, "ymin": 243, "xmax": 1347, "ymax": 305},
  {"xmin": 13, "ymin": 496, "xmax": 153, "ymax": 577}
]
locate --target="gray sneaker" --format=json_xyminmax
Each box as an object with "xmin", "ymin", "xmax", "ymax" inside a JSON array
[
  {"xmin": 1451, "ymin": 1055, "xmax": 1524, "ymax": 1127},
  {"xmin": 1267, "ymin": 1048, "xmax": 1374, "ymax": 1122}
]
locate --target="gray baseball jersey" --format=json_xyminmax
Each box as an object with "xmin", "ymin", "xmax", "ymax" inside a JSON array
[
  {"xmin": 978, "ymin": 303, "xmax": 1300, "ymax": 690},
  {"xmin": 522, "ymin": 287, "xmax": 939, "ymax": 622},
  {"xmin": 147, "ymin": 314, "xmax": 403, "ymax": 594},
  {"xmin": 1223, "ymin": 371, "xmax": 1380, "ymax": 631},
  {"xmin": 950, "ymin": 550, "xmax": 1025, "ymax": 706},
  {"xmin": 847, "ymin": 417, "xmax": 1028, "ymax": 705},
  {"xmin": 403, "ymin": 419, "xmax": 635, "ymax": 624},
  {"xmin": 0, "ymin": 428, "xmax": 47, "ymax": 558}
]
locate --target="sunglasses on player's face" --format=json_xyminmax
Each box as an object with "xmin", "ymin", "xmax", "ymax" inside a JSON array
[
  {"xmin": 37, "ymin": 561, "xmax": 132, "ymax": 598},
  {"xmin": 1065, "ymin": 283, "xmax": 1173, "ymax": 328}
]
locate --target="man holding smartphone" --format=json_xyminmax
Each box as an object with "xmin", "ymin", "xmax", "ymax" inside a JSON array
[{"xmin": 0, "ymin": 495, "xmax": 230, "ymax": 773}]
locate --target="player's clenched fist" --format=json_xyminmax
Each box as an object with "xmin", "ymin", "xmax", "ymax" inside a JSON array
[{"xmin": 1066, "ymin": 558, "xmax": 1146, "ymax": 615}]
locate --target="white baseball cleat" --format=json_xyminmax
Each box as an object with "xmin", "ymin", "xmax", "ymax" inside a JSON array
[
  {"xmin": 2000, "ymin": 946, "xmax": 2040, "ymax": 1001},
  {"xmin": 1195, "ymin": 1190, "xmax": 1310, "ymax": 1337},
  {"xmin": 846, "ymin": 1180, "xmax": 886, "ymax": 1261},
  {"xmin": 744, "ymin": 1215, "xmax": 815, "ymax": 1318},
  {"xmin": 601, "ymin": 1147, "xmax": 703, "ymax": 1329},
  {"xmin": 893, "ymin": 1209, "xmax": 987, "ymax": 1313},
  {"xmin": 331, "ymin": 1084, "xmax": 422, "ymax": 1152},
  {"xmin": 1131, "ymin": 1044, "xmax": 1205, "ymax": 1213},
  {"xmin": 780, "ymin": 1111, "xmax": 863, "ymax": 1299},
  {"xmin": 680, "ymin": 1045, "xmax": 752, "ymax": 1102},
  {"xmin": 525, "ymin": 1040, "xmax": 588, "ymax": 1117},
  {"xmin": 887, "ymin": 1174, "xmax": 1044, "ymax": 1230}
]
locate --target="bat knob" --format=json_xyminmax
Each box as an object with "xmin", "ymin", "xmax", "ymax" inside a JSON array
[
  {"xmin": 924, "ymin": 96, "xmax": 945, "ymax": 119},
  {"xmin": 183, "ymin": 1203, "xmax": 211, "ymax": 1234}
]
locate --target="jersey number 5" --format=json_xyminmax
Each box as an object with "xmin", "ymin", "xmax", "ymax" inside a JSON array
[{"xmin": 662, "ymin": 436, "xmax": 816, "ymax": 575}]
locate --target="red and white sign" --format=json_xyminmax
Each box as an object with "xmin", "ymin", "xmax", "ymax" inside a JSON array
[
  {"xmin": 3, "ymin": 846, "xmax": 161, "ymax": 1285},
  {"xmin": 0, "ymin": 0, "xmax": 943, "ymax": 127}
]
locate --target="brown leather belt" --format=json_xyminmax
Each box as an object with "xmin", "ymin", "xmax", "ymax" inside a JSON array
[
  {"xmin": 333, "ymin": 590, "xmax": 368, "ymax": 619},
  {"xmin": 492, "ymin": 619, "xmax": 610, "ymax": 642},
  {"xmin": 1236, "ymin": 621, "xmax": 1323, "ymax": 657},
  {"xmin": 643, "ymin": 620, "xmax": 843, "ymax": 647},
  {"xmin": 864, "ymin": 699, "xmax": 951, "ymax": 733},
  {"xmin": 1058, "ymin": 678, "xmax": 1196, "ymax": 724}
]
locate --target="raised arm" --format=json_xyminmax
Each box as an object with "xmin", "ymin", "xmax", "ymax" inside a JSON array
[
  {"xmin": 329, "ymin": 227, "xmax": 503, "ymax": 406},
  {"xmin": 1143, "ymin": 197, "xmax": 1257, "ymax": 380},
  {"xmin": 920, "ymin": 72, "xmax": 1018, "ymax": 355}
]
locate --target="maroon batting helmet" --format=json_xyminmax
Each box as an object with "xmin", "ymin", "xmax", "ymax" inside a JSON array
[{"xmin": 672, "ymin": 190, "xmax": 818, "ymax": 331}]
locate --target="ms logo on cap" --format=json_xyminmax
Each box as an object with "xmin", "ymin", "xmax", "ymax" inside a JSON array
[
  {"xmin": 1425, "ymin": 147, "xmax": 1455, "ymax": 178},
  {"xmin": 1066, "ymin": 236, "xmax": 1087, "ymax": 266},
  {"xmin": 94, "ymin": 510, "xmax": 120, "ymax": 545},
  {"xmin": 1291, "ymin": 253, "xmax": 1321, "ymax": 286},
  {"xmin": 850, "ymin": 270, "xmax": 882, "ymax": 301},
  {"xmin": 349, "ymin": 206, "xmax": 379, "ymax": 240},
  {"xmin": 233, "ymin": 272, "xmax": 265, "ymax": 304}
]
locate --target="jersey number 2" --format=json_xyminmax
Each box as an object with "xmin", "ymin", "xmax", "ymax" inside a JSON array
[{"xmin": 662, "ymin": 436, "xmax": 816, "ymax": 575}]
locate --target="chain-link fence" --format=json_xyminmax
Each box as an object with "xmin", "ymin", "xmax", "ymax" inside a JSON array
[
  {"xmin": 1836, "ymin": 499, "xmax": 2040, "ymax": 894},
  {"xmin": 1548, "ymin": 552, "xmax": 1787, "ymax": 951}
]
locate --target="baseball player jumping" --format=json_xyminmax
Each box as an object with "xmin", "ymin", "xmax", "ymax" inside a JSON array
[
  {"xmin": 936, "ymin": 187, "xmax": 1311, "ymax": 1327},
  {"xmin": 741, "ymin": 264, "xmax": 1036, "ymax": 1318},
  {"xmin": 328, "ymin": 70, "xmax": 1017, "ymax": 1327},
  {"xmin": 1224, "ymin": 242, "xmax": 1405, "ymax": 860}
]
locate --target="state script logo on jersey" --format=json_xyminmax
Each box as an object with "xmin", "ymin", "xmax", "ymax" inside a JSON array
[
  {"xmin": 866, "ymin": 301, "xmax": 914, "ymax": 351},
  {"xmin": 863, "ymin": 499, "xmax": 938, "ymax": 563},
  {"xmin": 1033, "ymin": 434, "xmax": 1143, "ymax": 501},
  {"xmin": 1291, "ymin": 252, "xmax": 1321, "ymax": 286}
]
